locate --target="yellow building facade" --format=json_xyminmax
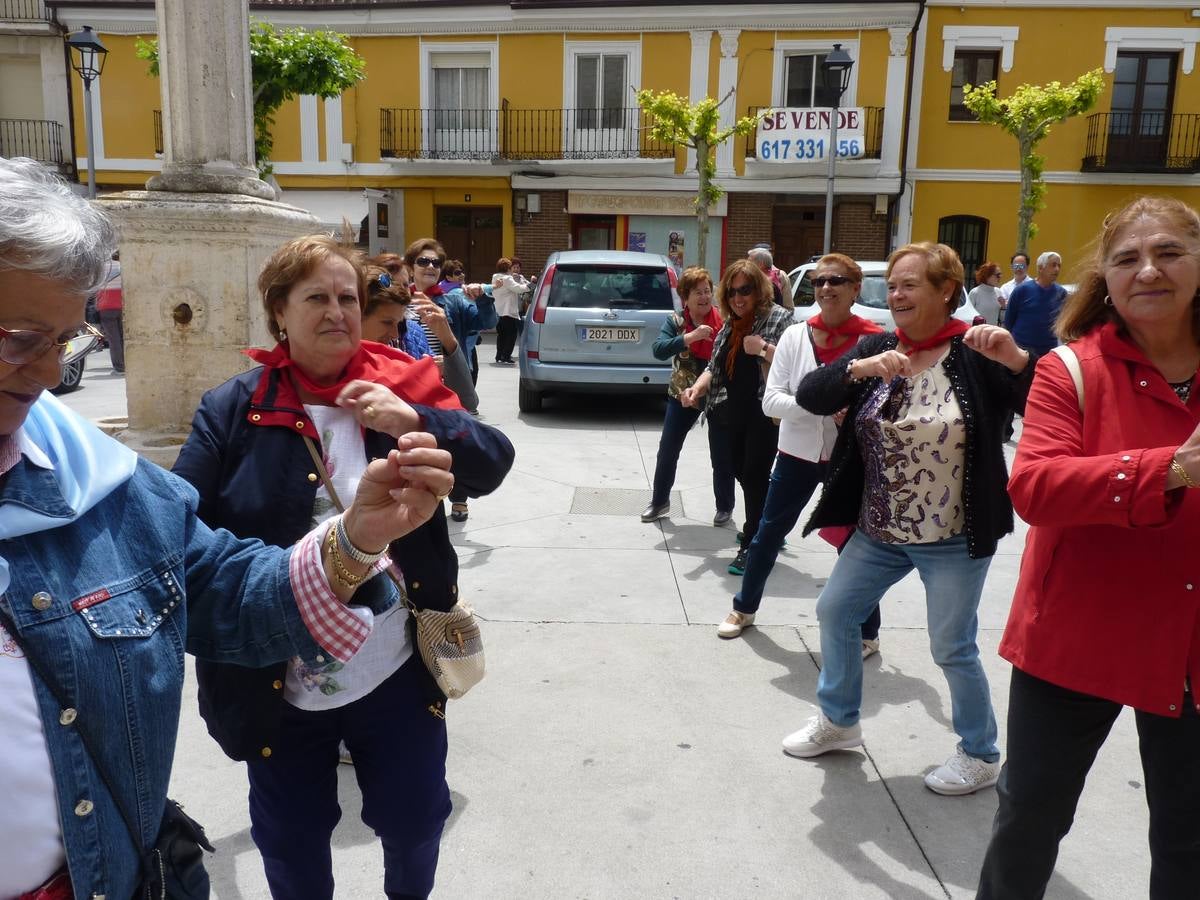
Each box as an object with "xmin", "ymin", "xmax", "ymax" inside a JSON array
[{"xmin": 30, "ymin": 0, "xmax": 1200, "ymax": 282}]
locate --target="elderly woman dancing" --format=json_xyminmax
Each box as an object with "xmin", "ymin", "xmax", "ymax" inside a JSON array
[
  {"xmin": 978, "ymin": 197, "xmax": 1200, "ymax": 899},
  {"xmin": 0, "ymin": 157, "xmax": 455, "ymax": 900},
  {"xmin": 784, "ymin": 242, "xmax": 1033, "ymax": 797}
]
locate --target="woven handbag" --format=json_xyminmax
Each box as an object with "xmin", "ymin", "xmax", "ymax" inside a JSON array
[{"xmin": 303, "ymin": 436, "xmax": 485, "ymax": 699}]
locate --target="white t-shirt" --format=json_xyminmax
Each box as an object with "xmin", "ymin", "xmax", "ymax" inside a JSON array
[
  {"xmin": 999, "ymin": 275, "xmax": 1028, "ymax": 301},
  {"xmin": 284, "ymin": 405, "xmax": 412, "ymax": 711},
  {"xmin": 761, "ymin": 323, "xmax": 842, "ymax": 462}
]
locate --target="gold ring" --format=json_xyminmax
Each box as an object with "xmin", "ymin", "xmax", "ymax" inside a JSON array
[
  {"xmin": 363, "ymin": 404, "xmax": 375, "ymax": 417},
  {"xmin": 435, "ymin": 491, "xmax": 450, "ymax": 503}
]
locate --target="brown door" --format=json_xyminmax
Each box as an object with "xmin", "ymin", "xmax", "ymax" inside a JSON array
[
  {"xmin": 1107, "ymin": 52, "xmax": 1176, "ymax": 169},
  {"xmin": 572, "ymin": 215, "xmax": 616, "ymax": 251},
  {"xmin": 436, "ymin": 206, "xmax": 504, "ymax": 282},
  {"xmin": 772, "ymin": 206, "xmax": 826, "ymax": 272}
]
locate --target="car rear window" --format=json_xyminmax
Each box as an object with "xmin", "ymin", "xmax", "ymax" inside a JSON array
[
  {"xmin": 794, "ymin": 271, "xmax": 890, "ymax": 310},
  {"xmin": 548, "ymin": 265, "xmax": 674, "ymax": 310}
]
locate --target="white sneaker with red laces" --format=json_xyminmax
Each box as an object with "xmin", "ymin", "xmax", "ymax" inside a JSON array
[{"xmin": 924, "ymin": 747, "xmax": 1000, "ymax": 796}]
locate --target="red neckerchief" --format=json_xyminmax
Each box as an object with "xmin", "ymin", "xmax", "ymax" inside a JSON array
[
  {"xmin": 808, "ymin": 314, "xmax": 884, "ymax": 365},
  {"xmin": 895, "ymin": 319, "xmax": 969, "ymax": 355},
  {"xmin": 244, "ymin": 340, "xmax": 462, "ymax": 411},
  {"xmin": 684, "ymin": 306, "xmax": 723, "ymax": 361}
]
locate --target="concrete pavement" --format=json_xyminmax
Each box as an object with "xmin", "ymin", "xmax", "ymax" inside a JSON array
[{"xmin": 62, "ymin": 345, "xmax": 1148, "ymax": 899}]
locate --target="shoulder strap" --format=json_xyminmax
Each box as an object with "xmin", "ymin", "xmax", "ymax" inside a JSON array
[
  {"xmin": 1050, "ymin": 345, "xmax": 1084, "ymax": 413},
  {"xmin": 0, "ymin": 606, "xmax": 149, "ymax": 861}
]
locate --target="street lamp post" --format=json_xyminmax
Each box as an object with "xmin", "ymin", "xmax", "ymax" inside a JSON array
[
  {"xmin": 820, "ymin": 43, "xmax": 855, "ymax": 255},
  {"xmin": 67, "ymin": 26, "xmax": 108, "ymax": 199}
]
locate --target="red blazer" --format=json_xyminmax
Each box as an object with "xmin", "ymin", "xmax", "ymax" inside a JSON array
[{"xmin": 999, "ymin": 323, "xmax": 1200, "ymax": 716}]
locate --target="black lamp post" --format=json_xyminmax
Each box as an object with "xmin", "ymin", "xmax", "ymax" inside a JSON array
[
  {"xmin": 820, "ymin": 43, "xmax": 855, "ymax": 254},
  {"xmin": 67, "ymin": 26, "xmax": 108, "ymax": 199}
]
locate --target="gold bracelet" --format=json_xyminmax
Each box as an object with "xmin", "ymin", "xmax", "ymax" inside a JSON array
[
  {"xmin": 1170, "ymin": 458, "xmax": 1199, "ymax": 489},
  {"xmin": 325, "ymin": 524, "xmax": 369, "ymax": 588}
]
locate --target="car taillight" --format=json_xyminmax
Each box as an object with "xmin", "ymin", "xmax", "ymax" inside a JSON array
[
  {"xmin": 526, "ymin": 350, "xmax": 539, "ymax": 359},
  {"xmin": 531, "ymin": 264, "xmax": 556, "ymax": 324}
]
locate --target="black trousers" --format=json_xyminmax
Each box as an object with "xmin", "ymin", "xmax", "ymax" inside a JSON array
[
  {"xmin": 495, "ymin": 317, "xmax": 520, "ymax": 361},
  {"xmin": 727, "ymin": 410, "xmax": 779, "ymax": 552},
  {"xmin": 977, "ymin": 667, "xmax": 1200, "ymax": 900}
]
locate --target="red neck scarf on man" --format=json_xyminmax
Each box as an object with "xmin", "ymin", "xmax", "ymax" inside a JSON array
[
  {"xmin": 808, "ymin": 313, "xmax": 884, "ymax": 365},
  {"xmin": 684, "ymin": 305, "xmax": 723, "ymax": 362},
  {"xmin": 245, "ymin": 340, "xmax": 462, "ymax": 410},
  {"xmin": 895, "ymin": 319, "xmax": 969, "ymax": 355}
]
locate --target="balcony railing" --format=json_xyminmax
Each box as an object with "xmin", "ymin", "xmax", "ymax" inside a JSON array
[
  {"xmin": 1082, "ymin": 112, "xmax": 1200, "ymax": 173},
  {"xmin": 1, "ymin": 0, "xmax": 50, "ymax": 22},
  {"xmin": 0, "ymin": 118, "xmax": 64, "ymax": 166},
  {"xmin": 745, "ymin": 106, "xmax": 884, "ymax": 161},
  {"xmin": 379, "ymin": 105, "xmax": 674, "ymax": 161},
  {"xmin": 153, "ymin": 110, "xmax": 163, "ymax": 155}
]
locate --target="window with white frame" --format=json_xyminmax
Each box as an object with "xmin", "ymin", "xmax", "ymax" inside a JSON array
[
  {"xmin": 430, "ymin": 52, "xmax": 491, "ymax": 131},
  {"xmin": 564, "ymin": 42, "xmax": 640, "ymax": 157},
  {"xmin": 576, "ymin": 54, "xmax": 627, "ymax": 130},
  {"xmin": 772, "ymin": 41, "xmax": 859, "ymax": 110},
  {"xmin": 420, "ymin": 43, "xmax": 498, "ymax": 158}
]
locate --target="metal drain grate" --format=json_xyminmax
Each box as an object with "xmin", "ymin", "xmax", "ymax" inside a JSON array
[{"xmin": 569, "ymin": 487, "xmax": 683, "ymax": 516}]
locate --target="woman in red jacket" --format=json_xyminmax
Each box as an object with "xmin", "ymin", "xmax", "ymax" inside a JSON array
[{"xmin": 978, "ymin": 196, "xmax": 1200, "ymax": 899}]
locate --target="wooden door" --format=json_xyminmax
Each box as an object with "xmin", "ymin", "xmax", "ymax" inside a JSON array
[
  {"xmin": 436, "ymin": 206, "xmax": 503, "ymax": 282},
  {"xmin": 772, "ymin": 207, "xmax": 826, "ymax": 272}
]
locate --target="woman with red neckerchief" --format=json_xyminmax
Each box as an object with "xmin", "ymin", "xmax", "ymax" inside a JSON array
[
  {"xmin": 717, "ymin": 254, "xmax": 883, "ymax": 649},
  {"xmin": 172, "ymin": 235, "xmax": 514, "ymax": 900},
  {"xmin": 781, "ymin": 242, "xmax": 1033, "ymax": 799}
]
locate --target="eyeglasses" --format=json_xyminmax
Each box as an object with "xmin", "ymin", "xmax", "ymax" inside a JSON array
[
  {"xmin": 728, "ymin": 284, "xmax": 757, "ymax": 297},
  {"xmin": 1012, "ymin": 263, "xmax": 1027, "ymax": 270},
  {"xmin": 0, "ymin": 322, "xmax": 103, "ymax": 366},
  {"xmin": 414, "ymin": 256, "xmax": 443, "ymax": 269},
  {"xmin": 812, "ymin": 275, "xmax": 853, "ymax": 288}
]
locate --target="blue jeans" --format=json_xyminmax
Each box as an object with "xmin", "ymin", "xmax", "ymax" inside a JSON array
[
  {"xmin": 650, "ymin": 397, "xmax": 736, "ymax": 513},
  {"xmin": 247, "ymin": 657, "xmax": 451, "ymax": 899},
  {"xmin": 815, "ymin": 531, "xmax": 999, "ymax": 761},
  {"xmin": 734, "ymin": 453, "xmax": 824, "ymax": 614}
]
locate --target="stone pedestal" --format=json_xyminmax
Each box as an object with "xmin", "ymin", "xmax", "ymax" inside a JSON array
[{"xmin": 98, "ymin": 191, "xmax": 317, "ymax": 461}]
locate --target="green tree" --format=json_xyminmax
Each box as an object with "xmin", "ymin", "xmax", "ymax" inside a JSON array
[
  {"xmin": 137, "ymin": 24, "xmax": 365, "ymax": 177},
  {"xmin": 636, "ymin": 89, "xmax": 762, "ymax": 270},
  {"xmin": 963, "ymin": 68, "xmax": 1104, "ymax": 258}
]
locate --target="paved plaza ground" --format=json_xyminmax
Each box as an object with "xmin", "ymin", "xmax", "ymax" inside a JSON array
[{"xmin": 65, "ymin": 346, "xmax": 1149, "ymax": 899}]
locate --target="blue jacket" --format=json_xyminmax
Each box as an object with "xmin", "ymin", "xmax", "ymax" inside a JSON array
[
  {"xmin": 172, "ymin": 366, "xmax": 514, "ymax": 759},
  {"xmin": 1, "ymin": 456, "xmax": 372, "ymax": 900},
  {"xmin": 431, "ymin": 284, "xmax": 497, "ymax": 360}
]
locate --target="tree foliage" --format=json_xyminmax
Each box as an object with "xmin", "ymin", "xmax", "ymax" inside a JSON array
[
  {"xmin": 137, "ymin": 24, "xmax": 365, "ymax": 177},
  {"xmin": 636, "ymin": 89, "xmax": 761, "ymax": 269},
  {"xmin": 963, "ymin": 68, "xmax": 1104, "ymax": 257}
]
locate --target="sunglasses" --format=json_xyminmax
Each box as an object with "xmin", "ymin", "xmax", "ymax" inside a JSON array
[
  {"xmin": 812, "ymin": 275, "xmax": 853, "ymax": 288},
  {"xmin": 370, "ymin": 272, "xmax": 393, "ymax": 290},
  {"xmin": 414, "ymin": 256, "xmax": 443, "ymax": 269},
  {"xmin": 0, "ymin": 322, "xmax": 103, "ymax": 366},
  {"xmin": 1012, "ymin": 264, "xmax": 1027, "ymax": 270},
  {"xmin": 728, "ymin": 284, "xmax": 757, "ymax": 297}
]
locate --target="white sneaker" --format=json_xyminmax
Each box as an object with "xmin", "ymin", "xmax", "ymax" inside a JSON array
[
  {"xmin": 861, "ymin": 638, "xmax": 880, "ymax": 660},
  {"xmin": 717, "ymin": 611, "xmax": 755, "ymax": 639},
  {"xmin": 924, "ymin": 747, "xmax": 1000, "ymax": 796},
  {"xmin": 782, "ymin": 713, "xmax": 863, "ymax": 758}
]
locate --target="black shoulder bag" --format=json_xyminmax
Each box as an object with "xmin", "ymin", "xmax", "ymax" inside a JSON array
[{"xmin": 0, "ymin": 607, "xmax": 214, "ymax": 899}]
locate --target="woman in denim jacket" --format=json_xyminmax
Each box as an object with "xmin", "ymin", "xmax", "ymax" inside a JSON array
[{"xmin": 0, "ymin": 158, "xmax": 454, "ymax": 900}]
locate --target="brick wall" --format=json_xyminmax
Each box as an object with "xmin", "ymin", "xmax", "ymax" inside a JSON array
[
  {"xmin": 724, "ymin": 192, "xmax": 774, "ymax": 272},
  {"xmin": 832, "ymin": 200, "xmax": 888, "ymax": 260},
  {"xmin": 514, "ymin": 190, "xmax": 569, "ymax": 273}
]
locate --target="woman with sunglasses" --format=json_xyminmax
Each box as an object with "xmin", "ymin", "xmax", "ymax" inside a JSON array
[
  {"xmin": 404, "ymin": 239, "xmax": 498, "ymax": 522},
  {"xmin": 172, "ymin": 234, "xmax": 514, "ymax": 899},
  {"xmin": 0, "ymin": 158, "xmax": 464, "ymax": 900},
  {"xmin": 782, "ymin": 242, "xmax": 1031, "ymax": 798},
  {"xmin": 718, "ymin": 255, "xmax": 884, "ymax": 649},
  {"xmin": 680, "ymin": 259, "xmax": 794, "ymax": 575},
  {"xmin": 437, "ymin": 259, "xmax": 465, "ymax": 294}
]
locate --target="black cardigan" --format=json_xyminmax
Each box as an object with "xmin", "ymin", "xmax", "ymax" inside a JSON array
[{"xmin": 796, "ymin": 333, "xmax": 1034, "ymax": 558}]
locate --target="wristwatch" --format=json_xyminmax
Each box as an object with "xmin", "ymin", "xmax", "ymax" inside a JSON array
[{"xmin": 759, "ymin": 344, "xmax": 769, "ymax": 358}]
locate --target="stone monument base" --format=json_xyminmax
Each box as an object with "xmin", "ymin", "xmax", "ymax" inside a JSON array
[{"xmin": 98, "ymin": 190, "xmax": 318, "ymax": 435}]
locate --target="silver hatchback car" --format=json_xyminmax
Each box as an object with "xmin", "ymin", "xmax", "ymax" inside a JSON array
[{"xmin": 518, "ymin": 250, "xmax": 681, "ymax": 412}]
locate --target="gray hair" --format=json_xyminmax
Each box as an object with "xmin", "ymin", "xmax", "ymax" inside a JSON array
[
  {"xmin": 1036, "ymin": 250, "xmax": 1061, "ymax": 270},
  {"xmin": 0, "ymin": 156, "xmax": 116, "ymax": 294},
  {"xmin": 748, "ymin": 246, "xmax": 773, "ymax": 269}
]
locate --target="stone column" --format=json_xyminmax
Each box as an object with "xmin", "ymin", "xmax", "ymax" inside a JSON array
[
  {"xmin": 715, "ymin": 29, "xmax": 739, "ymax": 178},
  {"xmin": 145, "ymin": 0, "xmax": 273, "ymax": 200},
  {"xmin": 880, "ymin": 27, "xmax": 911, "ymax": 179},
  {"xmin": 99, "ymin": 0, "xmax": 316, "ymax": 466},
  {"xmin": 686, "ymin": 30, "xmax": 712, "ymax": 176}
]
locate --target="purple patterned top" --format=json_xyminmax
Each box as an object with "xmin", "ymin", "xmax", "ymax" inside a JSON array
[{"xmin": 855, "ymin": 355, "xmax": 967, "ymax": 543}]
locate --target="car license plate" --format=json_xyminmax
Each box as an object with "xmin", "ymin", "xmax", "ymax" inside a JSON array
[{"xmin": 580, "ymin": 326, "xmax": 639, "ymax": 342}]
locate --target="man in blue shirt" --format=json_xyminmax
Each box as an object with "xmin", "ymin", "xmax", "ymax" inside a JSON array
[{"xmin": 1003, "ymin": 250, "xmax": 1067, "ymax": 356}]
